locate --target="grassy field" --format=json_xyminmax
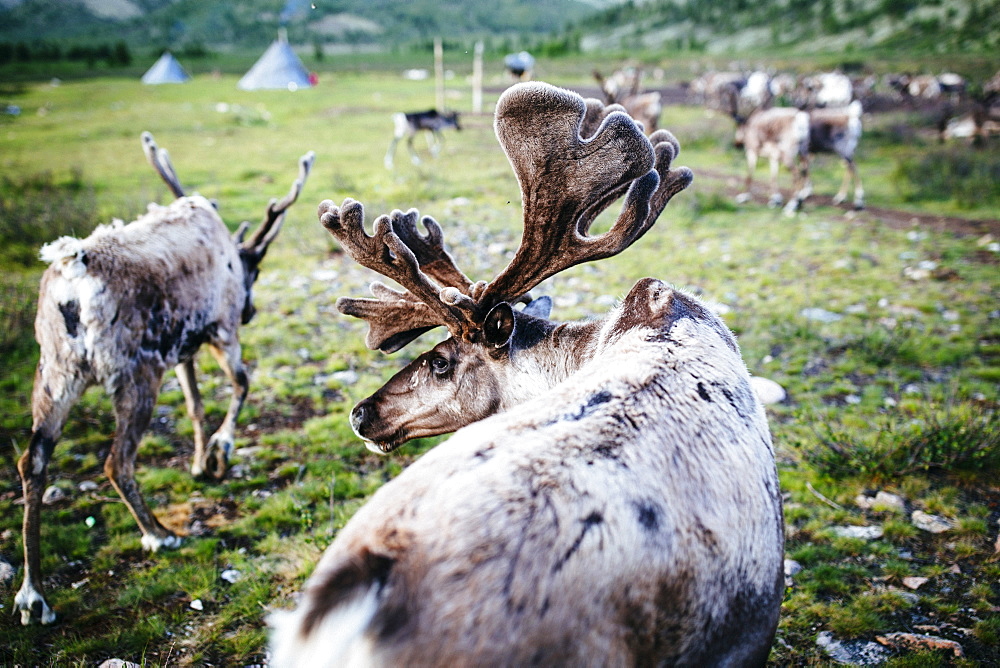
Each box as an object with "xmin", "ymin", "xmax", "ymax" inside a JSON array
[{"xmin": 0, "ymin": 58, "xmax": 998, "ymax": 666}]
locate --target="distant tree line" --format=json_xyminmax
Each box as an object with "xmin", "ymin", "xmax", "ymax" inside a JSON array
[{"xmin": 0, "ymin": 40, "xmax": 131, "ymax": 67}]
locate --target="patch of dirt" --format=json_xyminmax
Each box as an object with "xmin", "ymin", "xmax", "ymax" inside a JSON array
[{"xmin": 694, "ymin": 166, "xmax": 1000, "ymax": 238}]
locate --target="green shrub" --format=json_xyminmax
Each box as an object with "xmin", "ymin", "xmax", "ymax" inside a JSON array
[
  {"xmin": 809, "ymin": 402, "xmax": 1000, "ymax": 478},
  {"xmin": 893, "ymin": 148, "xmax": 1000, "ymax": 209},
  {"xmin": 0, "ymin": 168, "xmax": 98, "ymax": 266}
]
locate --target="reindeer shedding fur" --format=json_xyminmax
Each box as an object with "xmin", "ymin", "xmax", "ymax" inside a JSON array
[
  {"xmin": 15, "ymin": 134, "xmax": 313, "ymax": 625},
  {"xmin": 269, "ymin": 281, "xmax": 784, "ymax": 667},
  {"xmin": 270, "ymin": 82, "xmax": 782, "ymax": 666}
]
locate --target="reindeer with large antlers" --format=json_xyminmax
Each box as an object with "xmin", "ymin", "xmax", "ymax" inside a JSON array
[
  {"xmin": 15, "ymin": 133, "xmax": 314, "ymax": 625},
  {"xmin": 270, "ymin": 82, "xmax": 783, "ymax": 666}
]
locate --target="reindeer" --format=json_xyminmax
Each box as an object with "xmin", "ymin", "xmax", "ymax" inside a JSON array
[
  {"xmin": 733, "ymin": 100, "xmax": 864, "ymax": 214},
  {"xmin": 504, "ymin": 50, "xmax": 535, "ymax": 81},
  {"xmin": 384, "ymin": 109, "xmax": 461, "ymax": 169},
  {"xmin": 269, "ymin": 82, "xmax": 783, "ymax": 667},
  {"xmin": 594, "ymin": 67, "xmax": 663, "ymax": 133},
  {"xmin": 15, "ymin": 133, "xmax": 314, "ymax": 625}
]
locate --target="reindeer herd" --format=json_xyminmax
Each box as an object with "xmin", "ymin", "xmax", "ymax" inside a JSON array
[{"xmin": 32, "ymin": 62, "xmax": 1000, "ymax": 662}]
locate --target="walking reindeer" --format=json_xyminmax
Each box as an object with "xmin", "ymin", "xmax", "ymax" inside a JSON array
[
  {"xmin": 16, "ymin": 133, "xmax": 314, "ymax": 625},
  {"xmin": 384, "ymin": 109, "xmax": 461, "ymax": 169},
  {"xmin": 270, "ymin": 82, "xmax": 784, "ymax": 666}
]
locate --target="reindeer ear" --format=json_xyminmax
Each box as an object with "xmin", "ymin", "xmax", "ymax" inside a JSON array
[
  {"xmin": 484, "ymin": 302, "xmax": 515, "ymax": 348},
  {"xmin": 521, "ymin": 295, "xmax": 552, "ymax": 320}
]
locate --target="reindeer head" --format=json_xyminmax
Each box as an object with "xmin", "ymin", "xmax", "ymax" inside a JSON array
[
  {"xmin": 141, "ymin": 131, "xmax": 315, "ymax": 325},
  {"xmin": 324, "ymin": 82, "xmax": 692, "ymax": 453}
]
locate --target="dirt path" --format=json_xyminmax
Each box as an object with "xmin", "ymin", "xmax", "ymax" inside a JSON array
[{"xmin": 693, "ymin": 166, "xmax": 1000, "ymax": 238}]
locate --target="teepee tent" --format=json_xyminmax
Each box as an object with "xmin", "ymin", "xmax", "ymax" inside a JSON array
[
  {"xmin": 141, "ymin": 52, "xmax": 190, "ymax": 84},
  {"xmin": 237, "ymin": 36, "xmax": 312, "ymax": 91}
]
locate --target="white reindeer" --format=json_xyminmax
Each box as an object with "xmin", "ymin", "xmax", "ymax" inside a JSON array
[
  {"xmin": 733, "ymin": 100, "xmax": 864, "ymax": 214},
  {"xmin": 269, "ymin": 82, "xmax": 784, "ymax": 667},
  {"xmin": 15, "ymin": 133, "xmax": 314, "ymax": 625}
]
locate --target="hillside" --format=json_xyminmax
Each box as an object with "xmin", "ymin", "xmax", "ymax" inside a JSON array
[
  {"xmin": 3, "ymin": 0, "xmax": 998, "ymax": 58},
  {"xmin": 0, "ymin": 0, "xmax": 599, "ymax": 49},
  {"xmin": 573, "ymin": 0, "xmax": 1000, "ymax": 54}
]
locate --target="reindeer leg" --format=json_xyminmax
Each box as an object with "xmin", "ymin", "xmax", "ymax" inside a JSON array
[
  {"xmin": 197, "ymin": 340, "xmax": 248, "ymax": 480},
  {"xmin": 175, "ymin": 358, "xmax": 209, "ymax": 478},
  {"xmin": 16, "ymin": 368, "xmax": 87, "ymax": 625},
  {"xmin": 384, "ymin": 136, "xmax": 400, "ymax": 170},
  {"xmin": 406, "ymin": 133, "xmax": 422, "ymax": 165},
  {"xmin": 784, "ymin": 153, "xmax": 812, "ymax": 217},
  {"xmin": 846, "ymin": 157, "xmax": 864, "ymax": 209},
  {"xmin": 767, "ymin": 156, "xmax": 784, "ymax": 208},
  {"xmin": 832, "ymin": 158, "xmax": 851, "ymax": 206},
  {"xmin": 428, "ymin": 130, "xmax": 442, "ymax": 157},
  {"xmin": 105, "ymin": 372, "xmax": 181, "ymax": 553},
  {"xmin": 736, "ymin": 150, "xmax": 757, "ymax": 204}
]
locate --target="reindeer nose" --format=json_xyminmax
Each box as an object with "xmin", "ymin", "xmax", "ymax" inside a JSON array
[{"xmin": 350, "ymin": 399, "xmax": 375, "ymax": 435}]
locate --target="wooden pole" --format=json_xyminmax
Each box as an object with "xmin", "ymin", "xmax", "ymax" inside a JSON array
[
  {"xmin": 472, "ymin": 41, "xmax": 483, "ymax": 114},
  {"xmin": 434, "ymin": 37, "xmax": 444, "ymax": 111}
]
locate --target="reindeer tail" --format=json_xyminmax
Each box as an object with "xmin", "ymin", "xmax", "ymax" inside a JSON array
[{"xmin": 269, "ymin": 551, "xmax": 393, "ymax": 668}]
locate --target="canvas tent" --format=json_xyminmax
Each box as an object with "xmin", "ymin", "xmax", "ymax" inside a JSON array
[
  {"xmin": 141, "ymin": 52, "xmax": 190, "ymax": 84},
  {"xmin": 237, "ymin": 38, "xmax": 312, "ymax": 91}
]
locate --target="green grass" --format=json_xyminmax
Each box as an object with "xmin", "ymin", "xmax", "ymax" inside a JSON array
[{"xmin": 0, "ymin": 53, "xmax": 998, "ymax": 666}]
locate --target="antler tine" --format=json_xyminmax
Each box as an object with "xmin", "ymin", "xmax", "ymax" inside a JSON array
[
  {"xmin": 140, "ymin": 131, "xmax": 185, "ymax": 199},
  {"xmin": 322, "ymin": 199, "xmax": 475, "ymax": 349},
  {"xmin": 244, "ymin": 150, "xmax": 316, "ymax": 256},
  {"xmin": 479, "ymin": 82, "xmax": 678, "ymax": 311},
  {"xmin": 388, "ymin": 210, "xmax": 476, "ymax": 295}
]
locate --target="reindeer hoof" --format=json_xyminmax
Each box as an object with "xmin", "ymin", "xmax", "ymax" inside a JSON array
[
  {"xmin": 193, "ymin": 434, "xmax": 232, "ymax": 480},
  {"xmin": 735, "ymin": 192, "xmax": 752, "ymax": 204},
  {"xmin": 15, "ymin": 585, "xmax": 56, "ymax": 625},
  {"xmin": 142, "ymin": 532, "xmax": 182, "ymax": 552},
  {"xmin": 767, "ymin": 194, "xmax": 784, "ymax": 208}
]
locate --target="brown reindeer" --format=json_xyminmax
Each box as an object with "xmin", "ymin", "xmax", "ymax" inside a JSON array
[
  {"xmin": 16, "ymin": 133, "xmax": 314, "ymax": 625},
  {"xmin": 594, "ymin": 67, "xmax": 663, "ymax": 133},
  {"xmin": 269, "ymin": 82, "xmax": 783, "ymax": 667}
]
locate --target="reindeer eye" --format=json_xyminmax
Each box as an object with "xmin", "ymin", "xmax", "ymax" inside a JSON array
[{"xmin": 429, "ymin": 356, "xmax": 450, "ymax": 375}]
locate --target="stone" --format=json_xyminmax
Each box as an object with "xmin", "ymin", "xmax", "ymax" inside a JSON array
[
  {"xmin": 221, "ymin": 569, "xmax": 242, "ymax": 584},
  {"xmin": 877, "ymin": 633, "xmax": 963, "ymax": 657},
  {"xmin": 816, "ymin": 631, "xmax": 890, "ymax": 665},
  {"xmin": 902, "ymin": 576, "xmax": 929, "ymax": 590},
  {"xmin": 912, "ymin": 510, "xmax": 955, "ymax": 534},
  {"xmin": 99, "ymin": 661, "xmax": 141, "ymax": 668},
  {"xmin": 801, "ymin": 307, "xmax": 843, "ymax": 323},
  {"xmin": 749, "ymin": 376, "xmax": 786, "ymax": 405},
  {"xmin": 0, "ymin": 557, "xmax": 15, "ymax": 584},
  {"xmin": 832, "ymin": 525, "xmax": 884, "ymax": 540},
  {"xmin": 79, "ymin": 480, "xmax": 99, "ymax": 492},
  {"xmin": 855, "ymin": 491, "xmax": 906, "ymax": 513},
  {"xmin": 42, "ymin": 485, "xmax": 68, "ymax": 505}
]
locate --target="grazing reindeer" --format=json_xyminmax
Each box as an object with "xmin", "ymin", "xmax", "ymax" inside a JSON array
[
  {"xmin": 15, "ymin": 133, "xmax": 314, "ymax": 625},
  {"xmin": 733, "ymin": 100, "xmax": 864, "ymax": 214},
  {"xmin": 733, "ymin": 106, "xmax": 812, "ymax": 215},
  {"xmin": 384, "ymin": 109, "xmax": 461, "ymax": 169},
  {"xmin": 269, "ymin": 82, "xmax": 783, "ymax": 667},
  {"xmin": 594, "ymin": 67, "xmax": 663, "ymax": 133}
]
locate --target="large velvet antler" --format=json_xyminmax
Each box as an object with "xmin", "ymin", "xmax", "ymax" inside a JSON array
[
  {"xmin": 331, "ymin": 82, "xmax": 692, "ymax": 352},
  {"xmin": 324, "ymin": 199, "xmax": 481, "ymax": 352},
  {"xmin": 477, "ymin": 82, "xmax": 692, "ymax": 312}
]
